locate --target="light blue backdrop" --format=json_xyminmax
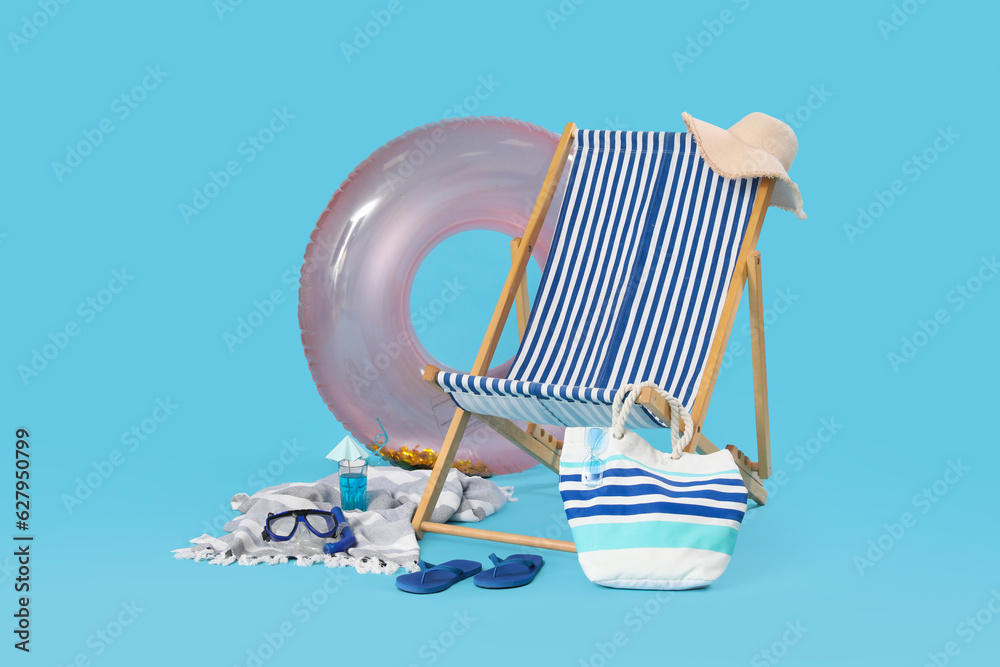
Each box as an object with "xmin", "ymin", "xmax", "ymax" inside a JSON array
[{"xmin": 4, "ymin": 1, "xmax": 998, "ymax": 665}]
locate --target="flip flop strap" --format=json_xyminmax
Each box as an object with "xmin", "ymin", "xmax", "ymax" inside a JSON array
[
  {"xmin": 488, "ymin": 553, "xmax": 535, "ymax": 577},
  {"xmin": 418, "ymin": 561, "xmax": 464, "ymax": 583}
]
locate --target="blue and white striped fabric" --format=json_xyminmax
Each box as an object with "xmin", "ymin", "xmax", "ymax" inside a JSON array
[
  {"xmin": 438, "ymin": 130, "xmax": 760, "ymax": 428},
  {"xmin": 558, "ymin": 427, "xmax": 748, "ymax": 589}
]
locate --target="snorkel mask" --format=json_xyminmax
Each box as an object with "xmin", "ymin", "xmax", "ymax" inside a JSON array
[{"xmin": 260, "ymin": 506, "xmax": 356, "ymax": 554}]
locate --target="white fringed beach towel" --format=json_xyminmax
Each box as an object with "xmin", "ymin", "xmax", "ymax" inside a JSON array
[{"xmin": 173, "ymin": 467, "xmax": 513, "ymax": 574}]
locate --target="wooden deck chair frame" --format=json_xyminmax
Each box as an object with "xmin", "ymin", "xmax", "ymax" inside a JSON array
[{"xmin": 412, "ymin": 123, "xmax": 775, "ymax": 553}]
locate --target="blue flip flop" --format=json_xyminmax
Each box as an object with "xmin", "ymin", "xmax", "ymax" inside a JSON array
[
  {"xmin": 395, "ymin": 559, "xmax": 482, "ymax": 594},
  {"xmin": 473, "ymin": 553, "xmax": 544, "ymax": 589}
]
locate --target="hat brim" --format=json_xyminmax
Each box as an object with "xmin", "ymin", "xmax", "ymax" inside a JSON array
[{"xmin": 682, "ymin": 112, "xmax": 806, "ymax": 220}]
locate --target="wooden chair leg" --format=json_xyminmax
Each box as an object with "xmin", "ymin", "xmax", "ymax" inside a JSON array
[
  {"xmin": 411, "ymin": 407, "xmax": 471, "ymax": 537},
  {"xmin": 412, "ymin": 374, "xmax": 573, "ymax": 550},
  {"xmin": 511, "ymin": 238, "xmax": 530, "ymax": 340},
  {"xmin": 746, "ymin": 251, "xmax": 772, "ymax": 479}
]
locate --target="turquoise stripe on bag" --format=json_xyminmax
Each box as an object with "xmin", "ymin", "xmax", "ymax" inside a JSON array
[
  {"xmin": 561, "ymin": 454, "xmax": 740, "ymax": 478},
  {"xmin": 571, "ymin": 521, "xmax": 739, "ymax": 555}
]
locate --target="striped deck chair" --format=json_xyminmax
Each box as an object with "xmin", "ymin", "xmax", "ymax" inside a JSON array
[{"xmin": 414, "ymin": 118, "xmax": 796, "ymax": 553}]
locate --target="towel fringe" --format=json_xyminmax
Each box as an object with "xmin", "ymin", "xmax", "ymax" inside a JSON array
[{"xmin": 174, "ymin": 544, "xmax": 417, "ymax": 574}]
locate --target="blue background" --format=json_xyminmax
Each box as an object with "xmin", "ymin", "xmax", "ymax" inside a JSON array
[{"xmin": 4, "ymin": 1, "xmax": 998, "ymax": 665}]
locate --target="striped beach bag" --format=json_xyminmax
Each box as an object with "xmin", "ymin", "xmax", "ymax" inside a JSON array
[{"xmin": 558, "ymin": 383, "xmax": 749, "ymax": 590}]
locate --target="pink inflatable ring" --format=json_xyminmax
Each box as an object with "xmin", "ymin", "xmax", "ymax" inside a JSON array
[{"xmin": 299, "ymin": 117, "xmax": 568, "ymax": 474}]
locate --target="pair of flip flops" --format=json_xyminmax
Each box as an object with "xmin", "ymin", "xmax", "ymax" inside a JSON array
[{"xmin": 396, "ymin": 553, "xmax": 544, "ymax": 594}]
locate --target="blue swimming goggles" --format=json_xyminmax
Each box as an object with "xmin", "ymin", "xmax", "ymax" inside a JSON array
[{"xmin": 261, "ymin": 506, "xmax": 356, "ymax": 553}]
